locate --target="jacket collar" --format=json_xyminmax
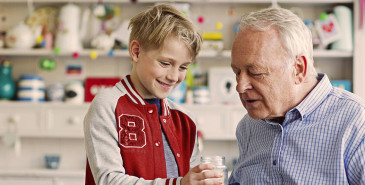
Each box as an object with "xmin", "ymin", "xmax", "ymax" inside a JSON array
[{"xmin": 119, "ymin": 75, "xmax": 170, "ymax": 116}]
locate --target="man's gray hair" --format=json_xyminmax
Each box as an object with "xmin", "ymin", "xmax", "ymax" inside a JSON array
[{"xmin": 239, "ymin": 7, "xmax": 317, "ymax": 77}]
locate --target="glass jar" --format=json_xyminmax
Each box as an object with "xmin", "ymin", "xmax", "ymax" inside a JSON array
[{"xmin": 201, "ymin": 156, "xmax": 228, "ymax": 185}]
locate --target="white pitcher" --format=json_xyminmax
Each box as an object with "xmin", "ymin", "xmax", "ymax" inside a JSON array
[{"xmin": 55, "ymin": 3, "xmax": 88, "ymax": 52}]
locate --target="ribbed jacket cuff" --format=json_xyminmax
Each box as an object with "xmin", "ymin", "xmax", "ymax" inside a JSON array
[{"xmin": 165, "ymin": 177, "xmax": 182, "ymax": 185}]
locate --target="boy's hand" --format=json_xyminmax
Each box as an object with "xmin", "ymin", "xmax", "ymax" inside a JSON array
[{"xmin": 181, "ymin": 163, "xmax": 223, "ymax": 185}]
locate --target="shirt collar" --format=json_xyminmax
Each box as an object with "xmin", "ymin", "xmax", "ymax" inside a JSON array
[{"xmin": 291, "ymin": 73, "xmax": 332, "ymax": 120}]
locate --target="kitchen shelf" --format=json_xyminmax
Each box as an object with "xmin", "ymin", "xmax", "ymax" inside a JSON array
[
  {"xmin": 313, "ymin": 49, "xmax": 353, "ymax": 58},
  {"xmin": 0, "ymin": 48, "xmax": 353, "ymax": 59},
  {"xmin": 0, "ymin": 169, "xmax": 84, "ymax": 178},
  {"xmin": 203, "ymin": 135, "xmax": 236, "ymax": 141},
  {"xmin": 0, "ymin": 0, "xmax": 354, "ymax": 4},
  {"xmin": 15, "ymin": 131, "xmax": 84, "ymax": 139},
  {"xmin": 0, "ymin": 48, "xmax": 130, "ymax": 58}
]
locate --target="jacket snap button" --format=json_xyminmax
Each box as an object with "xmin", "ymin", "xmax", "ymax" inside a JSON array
[
  {"xmin": 155, "ymin": 141, "xmax": 160, "ymax": 147},
  {"xmin": 177, "ymin": 153, "xmax": 180, "ymax": 157},
  {"xmin": 163, "ymin": 119, "xmax": 166, "ymax": 123},
  {"xmin": 148, "ymin": 109, "xmax": 153, "ymax": 113}
]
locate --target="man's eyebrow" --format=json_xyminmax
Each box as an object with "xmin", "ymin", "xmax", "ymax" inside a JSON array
[
  {"xmin": 231, "ymin": 62, "xmax": 268, "ymax": 71},
  {"xmin": 248, "ymin": 64, "xmax": 269, "ymax": 73}
]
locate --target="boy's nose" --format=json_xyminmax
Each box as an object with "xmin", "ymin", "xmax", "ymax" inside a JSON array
[{"xmin": 167, "ymin": 68, "xmax": 179, "ymax": 82}]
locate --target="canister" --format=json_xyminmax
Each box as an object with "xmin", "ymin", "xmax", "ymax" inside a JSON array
[{"xmin": 46, "ymin": 83, "xmax": 65, "ymax": 102}]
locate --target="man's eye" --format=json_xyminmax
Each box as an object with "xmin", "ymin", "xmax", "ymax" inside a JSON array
[
  {"xmin": 231, "ymin": 68, "xmax": 239, "ymax": 76},
  {"xmin": 249, "ymin": 71, "xmax": 264, "ymax": 77}
]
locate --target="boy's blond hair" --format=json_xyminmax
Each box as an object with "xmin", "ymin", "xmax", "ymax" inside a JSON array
[{"xmin": 128, "ymin": 4, "xmax": 202, "ymax": 62}]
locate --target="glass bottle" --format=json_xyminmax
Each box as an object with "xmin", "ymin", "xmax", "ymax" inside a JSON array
[
  {"xmin": 0, "ymin": 60, "xmax": 15, "ymax": 100},
  {"xmin": 201, "ymin": 156, "xmax": 228, "ymax": 185}
]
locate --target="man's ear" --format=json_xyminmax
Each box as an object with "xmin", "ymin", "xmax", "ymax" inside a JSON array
[
  {"xmin": 293, "ymin": 56, "xmax": 308, "ymax": 84},
  {"xmin": 129, "ymin": 40, "xmax": 141, "ymax": 62}
]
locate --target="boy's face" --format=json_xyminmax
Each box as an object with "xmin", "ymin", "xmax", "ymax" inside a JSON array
[{"xmin": 130, "ymin": 35, "xmax": 192, "ymax": 99}]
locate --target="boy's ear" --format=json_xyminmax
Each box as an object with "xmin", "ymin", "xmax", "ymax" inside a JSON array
[
  {"xmin": 129, "ymin": 40, "xmax": 140, "ymax": 62},
  {"xmin": 293, "ymin": 56, "xmax": 308, "ymax": 84}
]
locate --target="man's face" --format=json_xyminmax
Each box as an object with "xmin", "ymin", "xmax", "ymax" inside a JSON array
[{"xmin": 231, "ymin": 28, "xmax": 297, "ymax": 120}]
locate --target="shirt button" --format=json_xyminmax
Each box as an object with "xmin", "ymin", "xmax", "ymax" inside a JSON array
[
  {"xmin": 176, "ymin": 153, "xmax": 180, "ymax": 157},
  {"xmin": 273, "ymin": 160, "xmax": 277, "ymax": 165},
  {"xmin": 148, "ymin": 109, "xmax": 153, "ymax": 114}
]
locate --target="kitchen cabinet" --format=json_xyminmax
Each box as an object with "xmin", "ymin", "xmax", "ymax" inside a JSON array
[{"xmin": 0, "ymin": 0, "xmax": 361, "ymax": 183}]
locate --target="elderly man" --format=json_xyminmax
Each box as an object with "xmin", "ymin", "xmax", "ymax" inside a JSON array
[{"xmin": 229, "ymin": 7, "xmax": 365, "ymax": 185}]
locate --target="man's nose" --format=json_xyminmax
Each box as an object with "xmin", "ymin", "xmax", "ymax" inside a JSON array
[{"xmin": 236, "ymin": 75, "xmax": 252, "ymax": 93}]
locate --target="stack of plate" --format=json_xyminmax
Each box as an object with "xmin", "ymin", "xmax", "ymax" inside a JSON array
[{"xmin": 17, "ymin": 75, "xmax": 45, "ymax": 102}]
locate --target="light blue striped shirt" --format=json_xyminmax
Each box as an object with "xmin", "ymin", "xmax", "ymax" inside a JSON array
[{"xmin": 229, "ymin": 73, "xmax": 365, "ymax": 185}]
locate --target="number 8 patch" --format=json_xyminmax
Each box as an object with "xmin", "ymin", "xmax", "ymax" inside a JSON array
[{"xmin": 118, "ymin": 114, "xmax": 146, "ymax": 148}]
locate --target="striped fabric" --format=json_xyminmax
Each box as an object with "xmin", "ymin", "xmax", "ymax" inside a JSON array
[
  {"xmin": 121, "ymin": 76, "xmax": 170, "ymax": 116},
  {"xmin": 229, "ymin": 73, "xmax": 365, "ymax": 185}
]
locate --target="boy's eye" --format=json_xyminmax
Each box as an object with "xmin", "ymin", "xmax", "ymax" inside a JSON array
[
  {"xmin": 160, "ymin": 61, "xmax": 170, "ymax": 66},
  {"xmin": 180, "ymin": 66, "xmax": 188, "ymax": 70}
]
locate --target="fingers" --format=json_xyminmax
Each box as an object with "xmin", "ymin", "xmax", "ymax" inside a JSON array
[
  {"xmin": 181, "ymin": 164, "xmax": 224, "ymax": 185},
  {"xmin": 197, "ymin": 169, "xmax": 223, "ymax": 181},
  {"xmin": 199, "ymin": 179, "xmax": 223, "ymax": 185},
  {"xmin": 191, "ymin": 163, "xmax": 216, "ymax": 173},
  {"xmin": 182, "ymin": 176, "xmax": 222, "ymax": 185}
]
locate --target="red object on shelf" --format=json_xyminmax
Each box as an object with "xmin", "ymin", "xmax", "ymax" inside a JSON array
[
  {"xmin": 85, "ymin": 77, "xmax": 121, "ymax": 102},
  {"xmin": 72, "ymin": 52, "xmax": 79, "ymax": 59}
]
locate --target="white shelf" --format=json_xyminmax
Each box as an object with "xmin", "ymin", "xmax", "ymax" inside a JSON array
[
  {"xmin": 0, "ymin": 169, "xmax": 84, "ymax": 178},
  {"xmin": 0, "ymin": 0, "xmax": 354, "ymax": 3},
  {"xmin": 313, "ymin": 49, "xmax": 353, "ymax": 58},
  {"xmin": 203, "ymin": 135, "xmax": 237, "ymax": 141},
  {"xmin": 0, "ymin": 48, "xmax": 130, "ymax": 58},
  {"xmin": 16, "ymin": 131, "xmax": 84, "ymax": 139},
  {"xmin": 0, "ymin": 48, "xmax": 353, "ymax": 59},
  {"xmin": 208, "ymin": 0, "xmax": 353, "ymax": 3}
]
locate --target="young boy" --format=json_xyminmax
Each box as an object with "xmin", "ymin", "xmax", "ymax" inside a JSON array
[{"xmin": 84, "ymin": 4, "xmax": 222, "ymax": 185}]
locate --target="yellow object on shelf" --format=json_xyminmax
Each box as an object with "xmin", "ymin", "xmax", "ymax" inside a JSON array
[
  {"xmin": 202, "ymin": 32, "xmax": 223, "ymax": 40},
  {"xmin": 216, "ymin": 22, "xmax": 223, "ymax": 30}
]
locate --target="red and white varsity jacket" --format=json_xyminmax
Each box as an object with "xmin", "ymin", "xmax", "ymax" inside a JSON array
[{"xmin": 84, "ymin": 75, "xmax": 200, "ymax": 185}]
